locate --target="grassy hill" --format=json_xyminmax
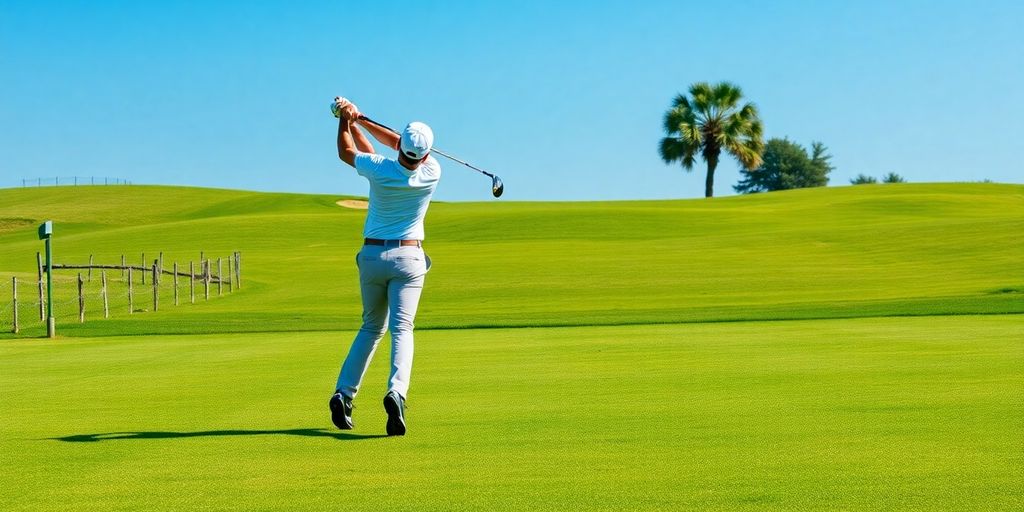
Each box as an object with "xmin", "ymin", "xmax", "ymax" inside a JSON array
[
  {"xmin": 0, "ymin": 183, "xmax": 1021, "ymax": 337},
  {"xmin": 1, "ymin": 183, "xmax": 1021, "ymax": 510}
]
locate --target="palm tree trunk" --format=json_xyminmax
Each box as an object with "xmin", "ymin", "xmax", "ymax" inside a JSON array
[{"xmin": 705, "ymin": 152, "xmax": 719, "ymax": 198}]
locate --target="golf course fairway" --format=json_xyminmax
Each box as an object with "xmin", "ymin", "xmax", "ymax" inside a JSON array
[
  {"xmin": 0, "ymin": 183, "xmax": 1021, "ymax": 510},
  {"xmin": 1, "ymin": 318, "xmax": 1021, "ymax": 510}
]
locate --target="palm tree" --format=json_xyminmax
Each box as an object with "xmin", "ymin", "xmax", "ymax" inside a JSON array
[{"xmin": 660, "ymin": 82, "xmax": 765, "ymax": 198}]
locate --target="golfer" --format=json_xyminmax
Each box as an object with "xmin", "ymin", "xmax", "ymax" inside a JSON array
[{"xmin": 329, "ymin": 97, "xmax": 440, "ymax": 436}]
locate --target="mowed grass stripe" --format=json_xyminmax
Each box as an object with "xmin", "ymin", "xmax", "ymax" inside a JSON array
[{"xmin": 1, "ymin": 316, "xmax": 1021, "ymax": 510}]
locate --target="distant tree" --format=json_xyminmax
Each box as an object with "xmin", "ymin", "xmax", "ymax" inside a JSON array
[
  {"xmin": 733, "ymin": 138, "xmax": 833, "ymax": 194},
  {"xmin": 882, "ymin": 172, "xmax": 905, "ymax": 183},
  {"xmin": 850, "ymin": 174, "xmax": 877, "ymax": 184},
  {"xmin": 660, "ymin": 82, "xmax": 764, "ymax": 198}
]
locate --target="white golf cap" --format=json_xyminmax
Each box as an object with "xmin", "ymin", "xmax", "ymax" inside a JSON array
[{"xmin": 400, "ymin": 122, "xmax": 434, "ymax": 161}]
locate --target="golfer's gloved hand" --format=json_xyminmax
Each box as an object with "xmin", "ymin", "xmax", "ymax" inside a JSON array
[
  {"xmin": 333, "ymin": 97, "xmax": 356, "ymax": 119},
  {"xmin": 333, "ymin": 97, "xmax": 361, "ymax": 121}
]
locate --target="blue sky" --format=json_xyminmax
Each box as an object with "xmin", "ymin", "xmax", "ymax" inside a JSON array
[{"xmin": 2, "ymin": 0, "xmax": 1022, "ymax": 201}]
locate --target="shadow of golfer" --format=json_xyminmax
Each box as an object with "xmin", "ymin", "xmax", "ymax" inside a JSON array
[{"xmin": 50, "ymin": 428, "xmax": 387, "ymax": 442}]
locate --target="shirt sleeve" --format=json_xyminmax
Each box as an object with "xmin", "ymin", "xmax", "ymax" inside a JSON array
[
  {"xmin": 354, "ymin": 152, "xmax": 387, "ymax": 179},
  {"xmin": 421, "ymin": 157, "xmax": 442, "ymax": 181}
]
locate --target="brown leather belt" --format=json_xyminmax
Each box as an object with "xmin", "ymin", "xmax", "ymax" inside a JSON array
[{"xmin": 364, "ymin": 238, "xmax": 422, "ymax": 247}]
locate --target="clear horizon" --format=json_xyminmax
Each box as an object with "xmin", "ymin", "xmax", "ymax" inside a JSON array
[{"xmin": 3, "ymin": 1, "xmax": 1022, "ymax": 201}]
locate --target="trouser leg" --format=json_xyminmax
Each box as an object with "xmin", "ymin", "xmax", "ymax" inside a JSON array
[
  {"xmin": 387, "ymin": 273, "xmax": 424, "ymax": 398},
  {"xmin": 336, "ymin": 264, "xmax": 388, "ymax": 398}
]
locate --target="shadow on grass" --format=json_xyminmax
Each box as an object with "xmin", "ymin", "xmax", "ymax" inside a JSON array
[{"xmin": 49, "ymin": 428, "xmax": 387, "ymax": 442}]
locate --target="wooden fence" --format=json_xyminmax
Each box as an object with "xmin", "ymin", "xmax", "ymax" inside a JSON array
[
  {"xmin": 6, "ymin": 251, "xmax": 241, "ymax": 333},
  {"xmin": 20, "ymin": 177, "xmax": 132, "ymax": 187}
]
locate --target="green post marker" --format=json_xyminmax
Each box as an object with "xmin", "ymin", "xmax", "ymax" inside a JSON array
[{"xmin": 38, "ymin": 221, "xmax": 54, "ymax": 338}]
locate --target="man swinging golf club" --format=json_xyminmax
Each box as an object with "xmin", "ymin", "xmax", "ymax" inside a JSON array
[{"xmin": 329, "ymin": 96, "xmax": 440, "ymax": 436}]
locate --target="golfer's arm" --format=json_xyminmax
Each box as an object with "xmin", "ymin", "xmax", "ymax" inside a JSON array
[
  {"xmin": 357, "ymin": 118, "xmax": 400, "ymax": 150},
  {"xmin": 351, "ymin": 123, "xmax": 374, "ymax": 154},
  {"xmin": 336, "ymin": 119, "xmax": 358, "ymax": 168}
]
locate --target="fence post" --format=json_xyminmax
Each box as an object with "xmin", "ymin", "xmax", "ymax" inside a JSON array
[
  {"xmin": 102, "ymin": 271, "xmax": 109, "ymax": 319},
  {"xmin": 190, "ymin": 261, "xmax": 195, "ymax": 304},
  {"xmin": 12, "ymin": 277, "xmax": 18, "ymax": 334},
  {"xmin": 204, "ymin": 260, "xmax": 210, "ymax": 301},
  {"xmin": 173, "ymin": 262, "xmax": 179, "ymax": 306},
  {"xmin": 128, "ymin": 268, "xmax": 134, "ymax": 314},
  {"xmin": 227, "ymin": 257, "xmax": 233, "ymax": 293},
  {"xmin": 78, "ymin": 273, "xmax": 85, "ymax": 323},
  {"xmin": 152, "ymin": 261, "xmax": 159, "ymax": 312},
  {"xmin": 37, "ymin": 252, "xmax": 45, "ymax": 321},
  {"xmin": 88, "ymin": 254, "xmax": 94, "ymax": 282},
  {"xmin": 217, "ymin": 258, "xmax": 223, "ymax": 296},
  {"xmin": 141, "ymin": 253, "xmax": 146, "ymax": 284},
  {"xmin": 234, "ymin": 252, "xmax": 241, "ymax": 289}
]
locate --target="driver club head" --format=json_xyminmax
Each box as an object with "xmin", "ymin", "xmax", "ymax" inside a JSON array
[{"xmin": 491, "ymin": 175, "xmax": 504, "ymax": 198}]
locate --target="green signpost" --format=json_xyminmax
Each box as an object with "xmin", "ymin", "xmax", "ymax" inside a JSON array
[{"xmin": 38, "ymin": 221, "xmax": 54, "ymax": 338}]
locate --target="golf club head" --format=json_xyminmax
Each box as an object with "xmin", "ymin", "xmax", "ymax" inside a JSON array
[{"xmin": 491, "ymin": 175, "xmax": 504, "ymax": 198}]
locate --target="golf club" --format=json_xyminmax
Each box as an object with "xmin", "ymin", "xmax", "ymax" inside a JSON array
[{"xmin": 333, "ymin": 104, "xmax": 504, "ymax": 197}]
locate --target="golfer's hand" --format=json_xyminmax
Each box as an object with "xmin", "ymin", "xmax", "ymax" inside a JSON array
[
  {"xmin": 341, "ymin": 104, "xmax": 361, "ymax": 121},
  {"xmin": 334, "ymin": 98, "xmax": 360, "ymax": 121},
  {"xmin": 333, "ymin": 97, "xmax": 359, "ymax": 120}
]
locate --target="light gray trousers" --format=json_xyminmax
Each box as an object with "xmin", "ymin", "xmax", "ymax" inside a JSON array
[{"xmin": 336, "ymin": 243, "xmax": 430, "ymax": 400}]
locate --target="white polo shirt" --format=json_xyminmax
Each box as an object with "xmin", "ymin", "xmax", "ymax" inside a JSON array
[{"xmin": 354, "ymin": 152, "xmax": 441, "ymax": 240}]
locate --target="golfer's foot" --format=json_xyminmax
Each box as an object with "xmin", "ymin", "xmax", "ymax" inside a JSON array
[
  {"xmin": 383, "ymin": 391, "xmax": 406, "ymax": 436},
  {"xmin": 329, "ymin": 392, "xmax": 354, "ymax": 430}
]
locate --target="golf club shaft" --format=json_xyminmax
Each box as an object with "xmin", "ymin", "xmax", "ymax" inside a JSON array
[{"xmin": 357, "ymin": 115, "xmax": 497, "ymax": 179}]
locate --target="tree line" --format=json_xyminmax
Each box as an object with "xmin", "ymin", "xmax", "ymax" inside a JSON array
[{"xmin": 659, "ymin": 82, "xmax": 904, "ymax": 197}]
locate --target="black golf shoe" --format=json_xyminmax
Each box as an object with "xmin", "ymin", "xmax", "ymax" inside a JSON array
[
  {"xmin": 383, "ymin": 391, "xmax": 406, "ymax": 436},
  {"xmin": 329, "ymin": 392, "xmax": 354, "ymax": 430}
]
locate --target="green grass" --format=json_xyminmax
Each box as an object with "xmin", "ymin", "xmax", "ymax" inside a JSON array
[
  {"xmin": 1, "ymin": 317, "xmax": 1021, "ymax": 510},
  {"xmin": 0, "ymin": 183, "xmax": 1022, "ymax": 510},
  {"xmin": 0, "ymin": 183, "xmax": 1021, "ymax": 337}
]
